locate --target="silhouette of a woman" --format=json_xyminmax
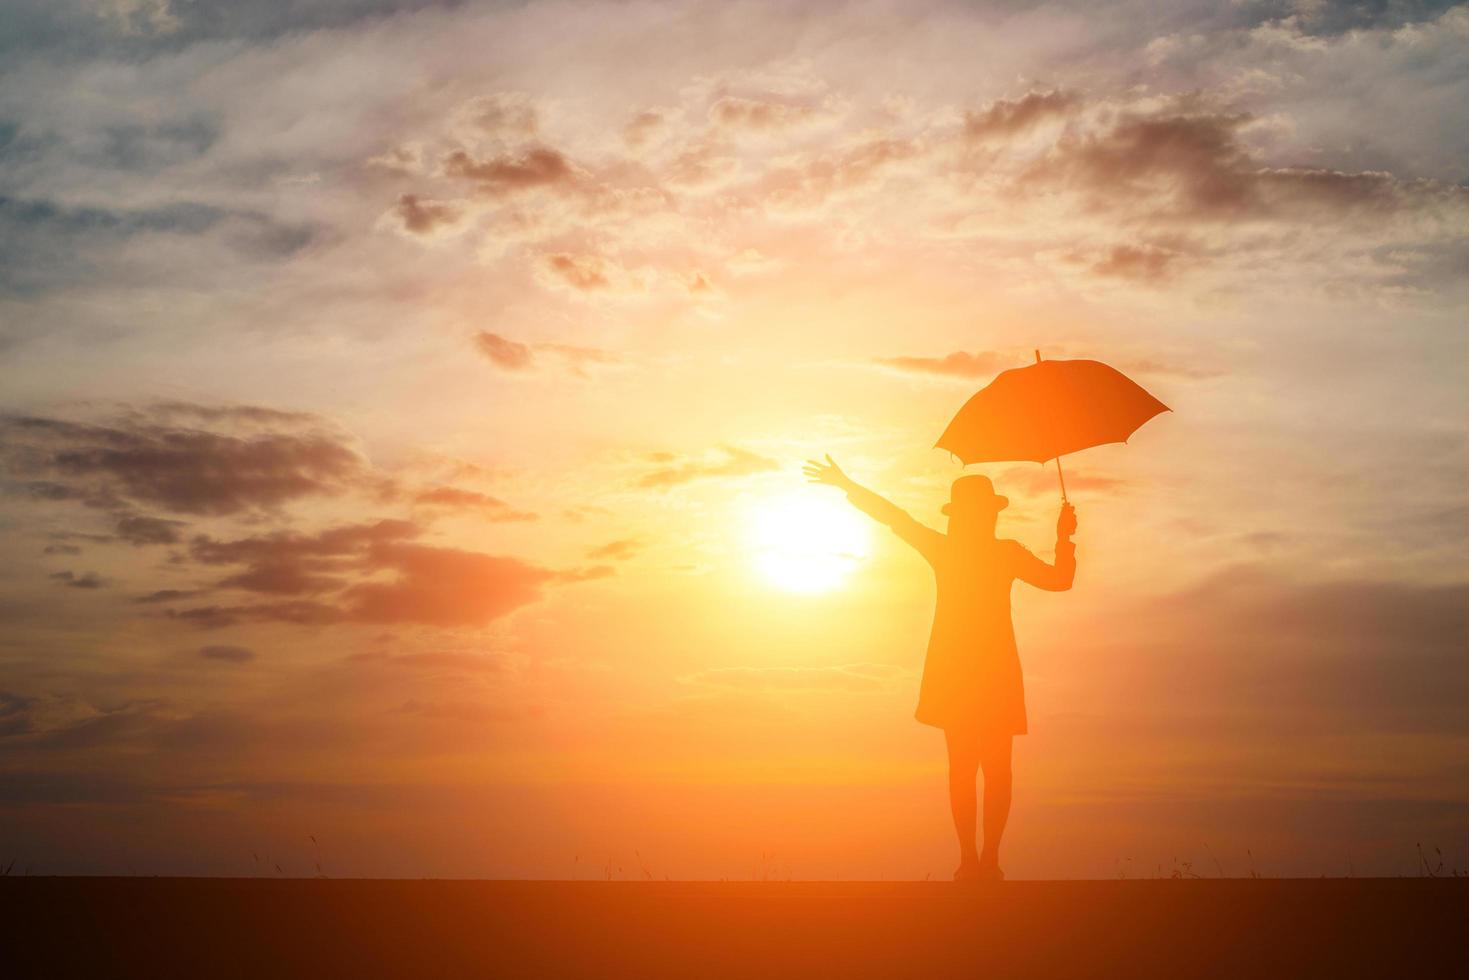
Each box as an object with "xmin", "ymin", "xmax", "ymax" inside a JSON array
[{"xmin": 805, "ymin": 456, "xmax": 1076, "ymax": 882}]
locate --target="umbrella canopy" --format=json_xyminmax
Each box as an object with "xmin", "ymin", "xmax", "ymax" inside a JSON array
[{"xmin": 936, "ymin": 354, "xmax": 1169, "ymax": 494}]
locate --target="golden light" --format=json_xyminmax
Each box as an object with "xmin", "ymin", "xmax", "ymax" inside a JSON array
[{"xmin": 747, "ymin": 491, "xmax": 872, "ymax": 593}]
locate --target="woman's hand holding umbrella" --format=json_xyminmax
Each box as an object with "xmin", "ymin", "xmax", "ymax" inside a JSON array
[{"xmin": 1057, "ymin": 501, "xmax": 1077, "ymax": 540}]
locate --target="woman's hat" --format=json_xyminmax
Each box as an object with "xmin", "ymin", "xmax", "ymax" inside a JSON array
[{"xmin": 941, "ymin": 475, "xmax": 1008, "ymax": 516}]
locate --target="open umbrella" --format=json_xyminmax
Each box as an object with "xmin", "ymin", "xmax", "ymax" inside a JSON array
[{"xmin": 935, "ymin": 351, "xmax": 1169, "ymax": 500}]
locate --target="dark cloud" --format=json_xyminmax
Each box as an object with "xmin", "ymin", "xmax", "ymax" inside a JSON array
[
  {"xmin": 42, "ymin": 543, "xmax": 81, "ymax": 556},
  {"xmin": 636, "ymin": 446, "xmax": 780, "ymax": 489},
  {"xmin": 342, "ymin": 543, "xmax": 556, "ymax": 627},
  {"xmin": 0, "ymin": 407, "xmax": 365, "ymax": 517},
  {"xmin": 0, "ymin": 195, "xmax": 314, "ymax": 296},
  {"xmin": 1021, "ymin": 104, "xmax": 1464, "ymax": 224},
  {"xmin": 198, "ymin": 644, "xmax": 255, "ymax": 664},
  {"xmin": 191, "ymin": 519, "xmax": 419, "ymax": 596},
  {"xmin": 473, "ymin": 330, "xmax": 620, "ymax": 376},
  {"xmin": 134, "ymin": 589, "xmax": 207, "ymax": 604},
  {"xmin": 83, "ymin": 117, "xmax": 218, "ymax": 173},
  {"xmin": 114, "ymin": 513, "xmax": 187, "ymax": 546},
  {"xmin": 412, "ymin": 486, "xmax": 538, "ymax": 521},
  {"xmin": 537, "ymin": 252, "xmax": 614, "ymax": 291},
  {"xmin": 169, "ymin": 519, "xmax": 566, "ymax": 628},
  {"xmin": 167, "ymin": 599, "xmax": 346, "ymax": 630},
  {"xmin": 473, "ymin": 331, "xmax": 534, "ymax": 370},
  {"xmin": 1089, "ymin": 243, "xmax": 1185, "ymax": 282},
  {"xmin": 1237, "ymin": 0, "xmax": 1463, "ymax": 36},
  {"xmin": 442, "ymin": 146, "xmax": 579, "ymax": 195},
  {"xmin": 875, "ymin": 350, "xmax": 1012, "ymax": 380},
  {"xmin": 50, "ymin": 570, "xmax": 105, "ymax": 589},
  {"xmin": 1024, "ymin": 110, "xmax": 1256, "ymax": 217},
  {"xmin": 390, "ymin": 193, "xmax": 463, "ymax": 235},
  {"xmin": 963, "ymin": 89, "xmax": 1080, "ymax": 141},
  {"xmin": 0, "ymin": 0, "xmax": 465, "ymax": 58},
  {"xmin": 0, "ymin": 691, "xmax": 39, "ymax": 737}
]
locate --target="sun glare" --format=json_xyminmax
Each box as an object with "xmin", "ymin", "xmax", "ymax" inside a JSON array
[{"xmin": 748, "ymin": 491, "xmax": 872, "ymax": 593}]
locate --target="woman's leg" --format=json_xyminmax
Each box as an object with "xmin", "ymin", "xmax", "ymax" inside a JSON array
[
  {"xmin": 943, "ymin": 727, "xmax": 983, "ymax": 869},
  {"xmin": 977, "ymin": 733, "xmax": 1014, "ymax": 872}
]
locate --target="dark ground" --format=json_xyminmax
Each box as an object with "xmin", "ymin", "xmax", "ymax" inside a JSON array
[{"xmin": 3, "ymin": 878, "xmax": 1465, "ymax": 978}]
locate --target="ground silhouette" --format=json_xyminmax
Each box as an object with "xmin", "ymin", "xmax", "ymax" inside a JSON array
[{"xmin": 4, "ymin": 877, "xmax": 1465, "ymax": 978}]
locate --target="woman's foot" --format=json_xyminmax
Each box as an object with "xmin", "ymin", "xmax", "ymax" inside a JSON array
[
  {"xmin": 974, "ymin": 861, "xmax": 1005, "ymax": 882},
  {"xmin": 953, "ymin": 854, "xmax": 983, "ymax": 882}
]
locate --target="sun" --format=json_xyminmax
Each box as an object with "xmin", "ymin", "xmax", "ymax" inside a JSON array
[{"xmin": 747, "ymin": 491, "xmax": 872, "ymax": 593}]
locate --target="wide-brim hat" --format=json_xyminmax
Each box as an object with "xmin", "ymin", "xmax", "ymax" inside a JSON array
[{"xmin": 941, "ymin": 474, "xmax": 1008, "ymax": 515}]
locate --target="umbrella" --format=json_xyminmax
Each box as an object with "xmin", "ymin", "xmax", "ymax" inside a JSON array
[{"xmin": 935, "ymin": 351, "xmax": 1169, "ymax": 499}]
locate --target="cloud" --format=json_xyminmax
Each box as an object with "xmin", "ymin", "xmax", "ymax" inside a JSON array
[
  {"xmin": 586, "ymin": 536, "xmax": 644, "ymax": 561},
  {"xmin": 190, "ymin": 519, "xmax": 420, "ymax": 596},
  {"xmin": 441, "ymin": 146, "xmax": 580, "ymax": 196},
  {"xmin": 168, "ymin": 519, "xmax": 570, "ymax": 628},
  {"xmin": 995, "ymin": 465, "xmax": 1128, "ymax": 497},
  {"xmin": 874, "ymin": 350, "xmax": 1013, "ymax": 380},
  {"xmin": 411, "ymin": 486, "xmax": 538, "ymax": 521},
  {"xmin": 50, "ymin": 570, "xmax": 105, "ymax": 589},
  {"xmin": 535, "ymin": 251, "xmax": 619, "ymax": 292},
  {"xmin": 1020, "ymin": 102, "xmax": 1466, "ymax": 227},
  {"xmin": 536, "ymin": 342, "xmax": 621, "ymax": 375},
  {"xmin": 1089, "ymin": 243, "xmax": 1186, "ymax": 282},
  {"xmin": 389, "ymin": 193, "xmax": 464, "ymax": 236},
  {"xmin": 0, "ymin": 407, "xmax": 364, "ymax": 517},
  {"xmin": 456, "ymin": 93, "xmax": 538, "ymax": 140},
  {"xmin": 623, "ymin": 108, "xmax": 668, "ymax": 147},
  {"xmin": 135, "ymin": 589, "xmax": 207, "ymax": 604},
  {"xmin": 663, "ymin": 142, "xmax": 741, "ymax": 189},
  {"xmin": 342, "ymin": 543, "xmax": 556, "ymax": 627},
  {"xmin": 114, "ymin": 513, "xmax": 187, "ymax": 546},
  {"xmin": 198, "ymin": 644, "xmax": 254, "ymax": 664},
  {"xmin": 167, "ymin": 600, "xmax": 344, "ymax": 630},
  {"xmin": 636, "ymin": 446, "xmax": 780, "ymax": 489},
  {"xmin": 761, "ymin": 136, "xmax": 923, "ymax": 213},
  {"xmin": 473, "ymin": 331, "xmax": 534, "ymax": 370},
  {"xmin": 473, "ymin": 330, "xmax": 620, "ymax": 376},
  {"xmin": 93, "ymin": 0, "xmax": 182, "ymax": 37},
  {"xmin": 708, "ymin": 94, "xmax": 826, "ymax": 133},
  {"xmin": 963, "ymin": 89, "xmax": 1080, "ymax": 141},
  {"xmin": 0, "ymin": 195, "xmax": 315, "ymax": 297}
]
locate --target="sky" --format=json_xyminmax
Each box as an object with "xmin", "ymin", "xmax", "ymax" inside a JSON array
[{"xmin": 1, "ymin": 0, "xmax": 1467, "ymax": 880}]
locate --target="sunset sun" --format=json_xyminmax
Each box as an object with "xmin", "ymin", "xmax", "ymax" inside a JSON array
[{"xmin": 748, "ymin": 491, "xmax": 872, "ymax": 593}]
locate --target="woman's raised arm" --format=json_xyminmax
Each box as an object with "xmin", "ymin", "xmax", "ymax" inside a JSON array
[{"xmin": 804, "ymin": 455, "xmax": 942, "ymax": 561}]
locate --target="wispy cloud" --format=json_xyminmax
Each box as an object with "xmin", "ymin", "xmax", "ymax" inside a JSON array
[{"xmin": 635, "ymin": 446, "xmax": 779, "ymax": 489}]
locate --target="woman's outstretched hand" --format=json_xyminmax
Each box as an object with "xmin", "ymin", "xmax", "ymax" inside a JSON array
[
  {"xmin": 1057, "ymin": 501, "xmax": 1078, "ymax": 540},
  {"xmin": 803, "ymin": 454, "xmax": 853, "ymax": 491}
]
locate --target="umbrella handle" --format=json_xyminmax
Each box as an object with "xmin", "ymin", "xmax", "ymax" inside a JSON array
[{"xmin": 1036, "ymin": 351, "xmax": 1069, "ymax": 502}]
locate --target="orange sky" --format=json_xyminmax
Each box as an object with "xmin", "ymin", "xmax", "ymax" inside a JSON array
[{"xmin": 1, "ymin": 0, "xmax": 1468, "ymax": 879}]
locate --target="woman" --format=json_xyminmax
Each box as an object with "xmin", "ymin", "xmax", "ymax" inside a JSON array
[{"xmin": 804, "ymin": 456, "xmax": 1077, "ymax": 882}]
